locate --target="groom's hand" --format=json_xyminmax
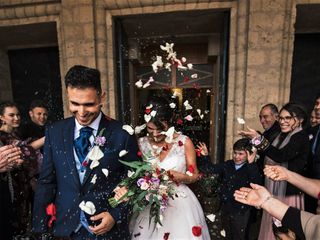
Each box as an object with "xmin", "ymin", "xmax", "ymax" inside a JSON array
[{"xmin": 89, "ymin": 211, "xmax": 115, "ymax": 235}]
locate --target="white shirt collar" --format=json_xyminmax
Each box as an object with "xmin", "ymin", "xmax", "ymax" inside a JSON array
[
  {"xmin": 235, "ymin": 161, "xmax": 246, "ymax": 170},
  {"xmin": 74, "ymin": 112, "xmax": 102, "ymax": 137}
]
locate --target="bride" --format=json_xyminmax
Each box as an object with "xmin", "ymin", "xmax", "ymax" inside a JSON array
[{"xmin": 129, "ymin": 96, "xmax": 210, "ymax": 239}]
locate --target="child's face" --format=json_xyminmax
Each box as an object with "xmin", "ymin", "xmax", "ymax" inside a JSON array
[{"xmin": 233, "ymin": 149, "xmax": 247, "ymax": 165}]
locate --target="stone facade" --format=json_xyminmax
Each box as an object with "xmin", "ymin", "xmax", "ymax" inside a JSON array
[{"xmin": 0, "ymin": 0, "xmax": 319, "ymax": 159}]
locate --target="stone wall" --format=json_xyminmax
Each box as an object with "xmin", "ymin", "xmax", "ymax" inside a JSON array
[{"xmin": 1, "ymin": 0, "xmax": 320, "ymax": 159}]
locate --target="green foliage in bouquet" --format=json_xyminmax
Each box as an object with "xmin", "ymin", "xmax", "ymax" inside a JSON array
[{"xmin": 108, "ymin": 160, "xmax": 176, "ymax": 228}]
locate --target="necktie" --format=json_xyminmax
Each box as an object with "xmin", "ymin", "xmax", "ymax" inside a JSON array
[{"xmin": 74, "ymin": 126, "xmax": 93, "ymax": 170}]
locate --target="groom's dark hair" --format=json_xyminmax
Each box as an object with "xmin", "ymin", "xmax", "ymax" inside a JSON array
[{"xmin": 65, "ymin": 65, "xmax": 102, "ymax": 94}]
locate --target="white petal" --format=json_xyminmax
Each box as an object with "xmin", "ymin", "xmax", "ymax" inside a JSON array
[
  {"xmin": 87, "ymin": 146, "xmax": 104, "ymax": 161},
  {"xmin": 169, "ymin": 103, "xmax": 176, "ymax": 108},
  {"xmin": 197, "ymin": 109, "xmax": 201, "ymax": 115},
  {"xmin": 148, "ymin": 76, "xmax": 154, "ymax": 82},
  {"xmin": 146, "ymin": 104, "xmax": 153, "ymax": 109},
  {"xmin": 187, "ymin": 63, "xmax": 193, "ymax": 69},
  {"xmin": 191, "ymin": 73, "xmax": 198, "ymax": 79},
  {"xmin": 181, "ymin": 57, "xmax": 187, "ymax": 63},
  {"xmin": 144, "ymin": 114, "xmax": 151, "ymax": 123},
  {"xmin": 186, "ymin": 171, "xmax": 193, "ymax": 176},
  {"xmin": 90, "ymin": 160, "xmax": 100, "ymax": 169},
  {"xmin": 152, "ymin": 62, "xmax": 158, "ymax": 73},
  {"xmin": 200, "ymin": 114, "xmax": 204, "ymax": 119},
  {"xmin": 102, "ymin": 168, "xmax": 109, "ymax": 178},
  {"xmin": 184, "ymin": 115, "xmax": 193, "ymax": 121},
  {"xmin": 206, "ymin": 214, "xmax": 216, "ymax": 222},
  {"xmin": 134, "ymin": 124, "xmax": 146, "ymax": 134},
  {"xmin": 220, "ymin": 229, "xmax": 226, "ymax": 237},
  {"xmin": 237, "ymin": 117, "xmax": 246, "ymax": 125},
  {"xmin": 165, "ymin": 63, "xmax": 171, "ymax": 71},
  {"xmin": 119, "ymin": 150, "xmax": 128, "ymax": 157},
  {"xmin": 206, "ymin": 89, "xmax": 211, "ymax": 93},
  {"xmin": 142, "ymin": 82, "xmax": 151, "ymax": 88},
  {"xmin": 177, "ymin": 65, "xmax": 187, "ymax": 70},
  {"xmin": 135, "ymin": 79, "xmax": 143, "ymax": 88},
  {"xmin": 150, "ymin": 110, "xmax": 157, "ymax": 117},
  {"xmin": 122, "ymin": 125, "xmax": 134, "ymax": 135},
  {"xmin": 79, "ymin": 201, "xmax": 96, "ymax": 215},
  {"xmin": 90, "ymin": 174, "xmax": 97, "ymax": 184},
  {"xmin": 183, "ymin": 100, "xmax": 193, "ymax": 110}
]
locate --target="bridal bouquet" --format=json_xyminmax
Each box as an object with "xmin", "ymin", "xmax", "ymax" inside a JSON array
[{"xmin": 108, "ymin": 160, "xmax": 177, "ymax": 227}]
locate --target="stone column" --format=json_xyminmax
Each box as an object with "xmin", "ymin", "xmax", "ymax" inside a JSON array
[{"xmin": 59, "ymin": 0, "xmax": 97, "ymax": 116}]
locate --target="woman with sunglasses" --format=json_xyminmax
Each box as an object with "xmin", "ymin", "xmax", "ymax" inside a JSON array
[{"xmin": 239, "ymin": 102, "xmax": 310, "ymax": 240}]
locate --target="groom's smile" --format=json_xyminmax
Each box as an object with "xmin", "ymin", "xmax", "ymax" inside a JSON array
[{"xmin": 67, "ymin": 86, "xmax": 105, "ymax": 126}]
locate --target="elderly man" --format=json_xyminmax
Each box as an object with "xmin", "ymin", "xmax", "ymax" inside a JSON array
[
  {"xmin": 259, "ymin": 103, "xmax": 281, "ymax": 143},
  {"xmin": 0, "ymin": 143, "xmax": 22, "ymax": 239}
]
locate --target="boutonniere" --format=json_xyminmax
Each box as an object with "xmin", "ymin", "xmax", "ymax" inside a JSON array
[{"xmin": 87, "ymin": 128, "xmax": 106, "ymax": 169}]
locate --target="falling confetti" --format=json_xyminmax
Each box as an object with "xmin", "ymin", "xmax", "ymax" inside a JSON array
[
  {"xmin": 169, "ymin": 102, "xmax": 176, "ymax": 109},
  {"xmin": 237, "ymin": 117, "xmax": 246, "ymax": 125},
  {"xmin": 220, "ymin": 229, "xmax": 226, "ymax": 237},
  {"xmin": 183, "ymin": 100, "xmax": 193, "ymax": 110},
  {"xmin": 79, "ymin": 201, "xmax": 96, "ymax": 215},
  {"xmin": 184, "ymin": 115, "xmax": 193, "ymax": 122},
  {"xmin": 119, "ymin": 150, "xmax": 129, "ymax": 157},
  {"xmin": 90, "ymin": 174, "xmax": 97, "ymax": 184},
  {"xmin": 206, "ymin": 214, "xmax": 216, "ymax": 222},
  {"xmin": 102, "ymin": 168, "xmax": 109, "ymax": 178},
  {"xmin": 122, "ymin": 125, "xmax": 135, "ymax": 135}
]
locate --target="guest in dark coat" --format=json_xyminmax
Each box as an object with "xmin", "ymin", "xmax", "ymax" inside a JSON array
[
  {"xmin": 199, "ymin": 138, "xmax": 262, "ymax": 240},
  {"xmin": 239, "ymin": 102, "xmax": 310, "ymax": 240},
  {"xmin": 20, "ymin": 99, "xmax": 48, "ymax": 141},
  {"xmin": 258, "ymin": 103, "xmax": 281, "ymax": 175}
]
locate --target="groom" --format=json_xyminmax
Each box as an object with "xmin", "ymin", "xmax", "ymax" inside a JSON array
[{"xmin": 33, "ymin": 65, "xmax": 139, "ymax": 239}]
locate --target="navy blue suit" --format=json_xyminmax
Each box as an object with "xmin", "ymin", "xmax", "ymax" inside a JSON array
[{"xmin": 32, "ymin": 114, "xmax": 139, "ymax": 239}]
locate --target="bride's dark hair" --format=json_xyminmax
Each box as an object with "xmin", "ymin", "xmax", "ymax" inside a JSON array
[{"xmin": 145, "ymin": 96, "xmax": 174, "ymax": 131}]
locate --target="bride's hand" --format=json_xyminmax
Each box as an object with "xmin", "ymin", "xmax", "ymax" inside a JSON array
[{"xmin": 168, "ymin": 169, "xmax": 197, "ymax": 184}]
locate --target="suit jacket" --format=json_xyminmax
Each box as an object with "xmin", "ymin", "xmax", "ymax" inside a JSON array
[
  {"xmin": 307, "ymin": 125, "xmax": 320, "ymax": 178},
  {"xmin": 32, "ymin": 114, "xmax": 139, "ymax": 238},
  {"xmin": 264, "ymin": 130, "xmax": 310, "ymax": 195},
  {"xmin": 204, "ymin": 160, "xmax": 262, "ymax": 214},
  {"xmin": 263, "ymin": 121, "xmax": 281, "ymax": 143}
]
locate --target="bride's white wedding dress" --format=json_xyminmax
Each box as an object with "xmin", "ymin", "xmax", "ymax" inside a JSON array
[{"xmin": 130, "ymin": 135, "xmax": 210, "ymax": 240}]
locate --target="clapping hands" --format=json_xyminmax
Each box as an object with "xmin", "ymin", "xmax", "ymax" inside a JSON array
[{"xmin": 0, "ymin": 145, "xmax": 23, "ymax": 172}]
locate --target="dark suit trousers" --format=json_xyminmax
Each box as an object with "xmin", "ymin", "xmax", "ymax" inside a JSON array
[{"xmin": 221, "ymin": 205, "xmax": 252, "ymax": 240}]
